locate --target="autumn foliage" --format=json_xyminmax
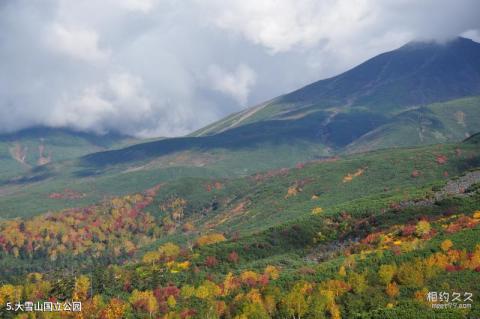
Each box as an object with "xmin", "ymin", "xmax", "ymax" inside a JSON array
[{"xmin": 0, "ymin": 189, "xmax": 161, "ymax": 260}]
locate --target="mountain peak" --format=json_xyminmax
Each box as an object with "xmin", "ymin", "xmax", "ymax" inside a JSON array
[
  {"xmin": 277, "ymin": 35, "xmax": 480, "ymax": 110},
  {"xmin": 194, "ymin": 35, "xmax": 480, "ymax": 148},
  {"xmin": 400, "ymin": 36, "xmax": 478, "ymax": 51}
]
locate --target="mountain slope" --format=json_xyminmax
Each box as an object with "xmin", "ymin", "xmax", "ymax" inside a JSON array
[
  {"xmin": 1, "ymin": 136, "xmax": 480, "ymax": 318},
  {"xmin": 2, "ymin": 38, "xmax": 480, "ymax": 218},
  {"xmin": 2, "ymin": 135, "xmax": 480, "ymax": 272},
  {"xmin": 194, "ymin": 37, "xmax": 480, "ymax": 137},
  {"xmin": 345, "ymin": 96, "xmax": 480, "ymax": 153},
  {"xmin": 79, "ymin": 37, "xmax": 480, "ymax": 173},
  {"xmin": 0, "ymin": 127, "xmax": 140, "ymax": 180},
  {"xmin": 1, "ymin": 37, "xmax": 480, "ymax": 319}
]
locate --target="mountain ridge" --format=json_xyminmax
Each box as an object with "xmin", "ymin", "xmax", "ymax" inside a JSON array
[
  {"xmin": 83, "ymin": 37, "xmax": 480, "ymax": 168},
  {"xmin": 194, "ymin": 37, "xmax": 480, "ymax": 136}
]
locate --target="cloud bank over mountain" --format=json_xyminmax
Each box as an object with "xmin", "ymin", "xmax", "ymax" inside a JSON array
[{"xmin": 0, "ymin": 0, "xmax": 479, "ymax": 137}]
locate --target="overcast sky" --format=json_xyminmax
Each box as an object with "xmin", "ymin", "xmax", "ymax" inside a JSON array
[{"xmin": 1, "ymin": 0, "xmax": 479, "ymax": 137}]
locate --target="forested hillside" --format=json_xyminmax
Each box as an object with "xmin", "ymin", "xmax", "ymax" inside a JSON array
[{"xmin": 0, "ymin": 136, "xmax": 479, "ymax": 318}]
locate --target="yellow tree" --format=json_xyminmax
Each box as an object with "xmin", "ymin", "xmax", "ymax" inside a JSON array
[
  {"xmin": 440, "ymin": 239, "xmax": 453, "ymax": 252},
  {"xmin": 264, "ymin": 265, "xmax": 280, "ymax": 280},
  {"xmin": 0, "ymin": 284, "xmax": 22, "ymax": 305},
  {"xmin": 129, "ymin": 290, "xmax": 158, "ymax": 318},
  {"xmin": 142, "ymin": 251, "xmax": 162, "ymax": 265},
  {"xmin": 78, "ymin": 295, "xmax": 105, "ymax": 319},
  {"xmin": 415, "ymin": 220, "xmax": 431, "ymax": 237},
  {"xmin": 73, "ymin": 275, "xmax": 90, "ymax": 300},
  {"xmin": 386, "ymin": 282, "xmax": 400, "ymax": 298},
  {"xmin": 246, "ymin": 288, "xmax": 263, "ymax": 305},
  {"xmin": 180, "ymin": 285, "xmax": 195, "ymax": 299},
  {"xmin": 223, "ymin": 272, "xmax": 239, "ymax": 295},
  {"xmin": 167, "ymin": 295, "xmax": 177, "ymax": 309},
  {"xmin": 239, "ymin": 301, "xmax": 270, "ymax": 319},
  {"xmin": 0, "ymin": 285, "xmax": 15, "ymax": 307},
  {"xmin": 319, "ymin": 280, "xmax": 350, "ymax": 297},
  {"xmin": 159, "ymin": 242, "xmax": 181, "ymax": 259},
  {"xmin": 196, "ymin": 233, "xmax": 226, "ymax": 246},
  {"xmin": 397, "ymin": 260, "xmax": 424, "ymax": 287},
  {"xmin": 283, "ymin": 282, "xmax": 309, "ymax": 319},
  {"xmin": 194, "ymin": 281, "xmax": 221, "ymax": 300},
  {"xmin": 240, "ymin": 271, "xmax": 259, "ymax": 287},
  {"xmin": 329, "ymin": 303, "xmax": 342, "ymax": 319},
  {"xmin": 467, "ymin": 245, "xmax": 480, "ymax": 269},
  {"xmin": 101, "ymin": 298, "xmax": 128, "ymax": 319},
  {"xmin": 263, "ymin": 294, "xmax": 277, "ymax": 316}
]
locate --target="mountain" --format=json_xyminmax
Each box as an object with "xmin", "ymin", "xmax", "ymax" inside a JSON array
[
  {"xmin": 82, "ymin": 37, "xmax": 480, "ymax": 171},
  {"xmin": 193, "ymin": 37, "xmax": 480, "ymax": 149},
  {"xmin": 1, "ymin": 38, "xmax": 480, "ymax": 319},
  {"xmin": 195, "ymin": 37, "xmax": 480, "ymax": 134},
  {"xmin": 2, "ymin": 37, "xmax": 480, "ymax": 218},
  {"xmin": 345, "ymin": 95, "xmax": 480, "ymax": 153},
  {"xmin": 0, "ymin": 127, "xmax": 139, "ymax": 180}
]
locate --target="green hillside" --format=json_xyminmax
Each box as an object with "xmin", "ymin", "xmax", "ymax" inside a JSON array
[
  {"xmin": 1, "ymin": 98, "xmax": 479, "ymax": 219},
  {"xmin": 0, "ymin": 127, "xmax": 140, "ymax": 181},
  {"xmin": 1, "ymin": 136, "xmax": 479, "ymax": 271},
  {"xmin": 0, "ymin": 140, "xmax": 329, "ymax": 218},
  {"xmin": 345, "ymin": 96, "xmax": 480, "ymax": 153},
  {"xmin": 0, "ymin": 137, "xmax": 479, "ymax": 318},
  {"xmin": 145, "ymin": 139, "xmax": 479, "ymax": 237}
]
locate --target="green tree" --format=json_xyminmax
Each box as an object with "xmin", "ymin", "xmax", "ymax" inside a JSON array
[
  {"xmin": 348, "ymin": 272, "xmax": 367, "ymax": 294},
  {"xmin": 239, "ymin": 301, "xmax": 270, "ymax": 319},
  {"xmin": 306, "ymin": 290, "xmax": 327, "ymax": 319},
  {"xmin": 397, "ymin": 260, "xmax": 424, "ymax": 287},
  {"xmin": 378, "ymin": 264, "xmax": 397, "ymax": 285}
]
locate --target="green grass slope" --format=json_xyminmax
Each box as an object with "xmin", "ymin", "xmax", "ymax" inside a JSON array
[
  {"xmin": 345, "ymin": 96, "xmax": 480, "ymax": 153},
  {"xmin": 0, "ymin": 139, "xmax": 330, "ymax": 218},
  {"xmin": 0, "ymin": 127, "xmax": 140, "ymax": 181},
  {"xmin": 2, "ymin": 136, "xmax": 479, "ymax": 274},
  {"xmin": 145, "ymin": 137, "xmax": 480, "ymax": 241},
  {"xmin": 0, "ymin": 138, "xmax": 479, "ymax": 318}
]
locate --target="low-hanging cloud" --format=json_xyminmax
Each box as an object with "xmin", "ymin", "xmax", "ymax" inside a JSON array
[
  {"xmin": 0, "ymin": 0, "xmax": 479, "ymax": 137},
  {"xmin": 207, "ymin": 64, "xmax": 257, "ymax": 106},
  {"xmin": 46, "ymin": 23, "xmax": 111, "ymax": 63}
]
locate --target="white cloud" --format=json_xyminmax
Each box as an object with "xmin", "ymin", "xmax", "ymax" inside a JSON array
[
  {"xmin": 49, "ymin": 72, "xmax": 162, "ymax": 136},
  {"xmin": 46, "ymin": 23, "xmax": 110, "ymax": 63},
  {"xmin": 207, "ymin": 64, "xmax": 257, "ymax": 105},
  {"xmin": 204, "ymin": 0, "xmax": 371, "ymax": 53},
  {"xmin": 200, "ymin": 0, "xmax": 480, "ymax": 54},
  {"xmin": 462, "ymin": 29, "xmax": 480, "ymax": 42},
  {"xmin": 0, "ymin": 0, "xmax": 479, "ymax": 137},
  {"xmin": 118, "ymin": 0, "xmax": 159, "ymax": 13}
]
